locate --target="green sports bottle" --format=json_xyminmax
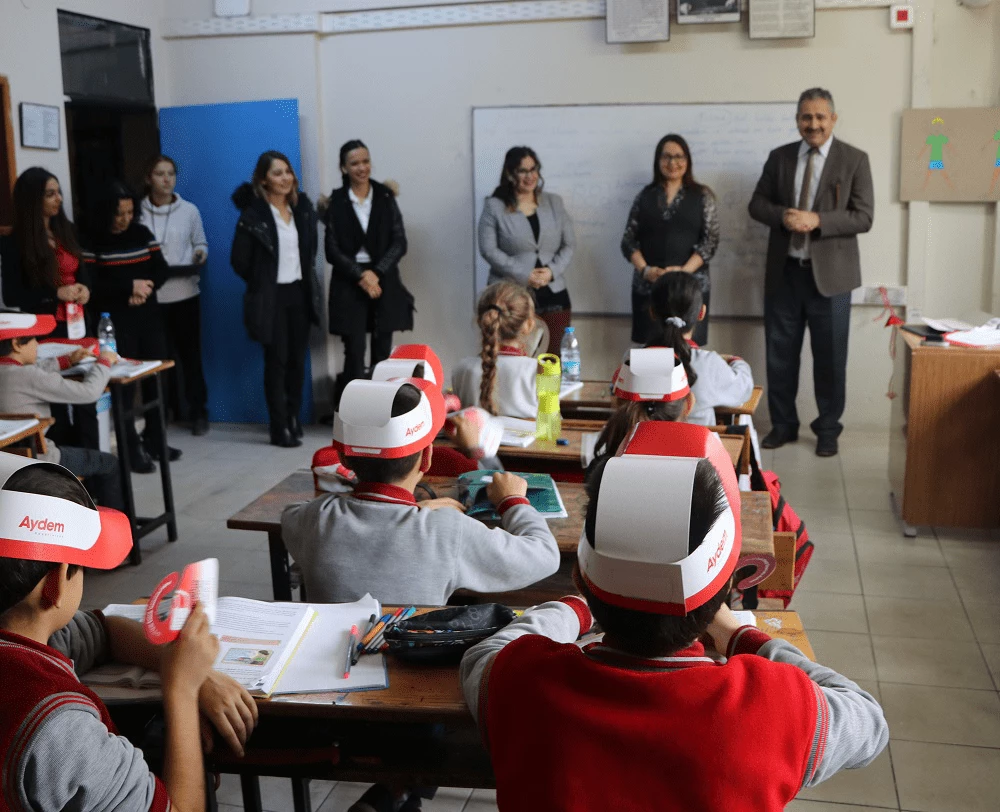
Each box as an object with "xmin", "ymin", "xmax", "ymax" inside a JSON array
[{"xmin": 536, "ymin": 354, "xmax": 562, "ymax": 443}]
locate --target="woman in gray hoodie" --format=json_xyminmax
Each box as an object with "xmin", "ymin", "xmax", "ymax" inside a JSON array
[{"xmin": 139, "ymin": 155, "xmax": 210, "ymax": 436}]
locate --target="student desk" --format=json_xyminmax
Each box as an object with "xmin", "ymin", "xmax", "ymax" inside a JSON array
[
  {"xmin": 227, "ymin": 472, "xmax": 774, "ymax": 603},
  {"xmin": 102, "ymin": 608, "xmax": 813, "ymax": 803},
  {"xmin": 0, "ymin": 414, "xmax": 55, "ymax": 456},
  {"xmin": 108, "ymin": 361, "xmax": 178, "ymax": 564},
  {"xmin": 560, "ymin": 380, "xmax": 613, "ymax": 419},
  {"xmin": 715, "ymin": 385, "xmax": 764, "ymax": 424},
  {"xmin": 888, "ymin": 331, "xmax": 1000, "ymax": 531}
]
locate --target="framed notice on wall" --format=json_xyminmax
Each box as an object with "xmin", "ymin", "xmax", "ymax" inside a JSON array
[
  {"xmin": 678, "ymin": 0, "xmax": 741, "ymax": 25},
  {"xmin": 749, "ymin": 0, "xmax": 815, "ymax": 40},
  {"xmin": 19, "ymin": 103, "xmax": 61, "ymax": 150},
  {"xmin": 606, "ymin": 0, "xmax": 670, "ymax": 43}
]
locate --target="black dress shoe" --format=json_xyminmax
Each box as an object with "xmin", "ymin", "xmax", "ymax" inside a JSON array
[
  {"xmin": 761, "ymin": 428, "xmax": 799, "ymax": 449},
  {"xmin": 128, "ymin": 445, "xmax": 156, "ymax": 474},
  {"xmin": 270, "ymin": 426, "xmax": 302, "ymax": 448},
  {"xmin": 288, "ymin": 415, "xmax": 304, "ymax": 439},
  {"xmin": 816, "ymin": 436, "xmax": 839, "ymax": 457},
  {"xmin": 192, "ymin": 415, "xmax": 209, "ymax": 436},
  {"xmin": 145, "ymin": 441, "xmax": 183, "ymax": 462}
]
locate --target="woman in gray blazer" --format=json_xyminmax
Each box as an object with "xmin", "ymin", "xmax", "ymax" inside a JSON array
[{"xmin": 478, "ymin": 146, "xmax": 575, "ymax": 354}]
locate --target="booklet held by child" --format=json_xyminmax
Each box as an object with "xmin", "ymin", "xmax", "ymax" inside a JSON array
[{"xmin": 458, "ymin": 469, "xmax": 568, "ymax": 520}]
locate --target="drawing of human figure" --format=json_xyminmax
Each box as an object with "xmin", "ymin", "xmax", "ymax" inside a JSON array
[
  {"xmin": 990, "ymin": 129, "xmax": 1000, "ymax": 195},
  {"xmin": 918, "ymin": 117, "xmax": 954, "ymax": 190}
]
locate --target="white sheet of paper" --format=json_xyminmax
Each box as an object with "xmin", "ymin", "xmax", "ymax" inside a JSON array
[
  {"xmin": 920, "ymin": 316, "xmax": 974, "ymax": 332},
  {"xmin": 0, "ymin": 418, "xmax": 39, "ymax": 442}
]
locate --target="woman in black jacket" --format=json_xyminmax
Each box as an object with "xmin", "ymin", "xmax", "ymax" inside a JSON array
[
  {"xmin": 325, "ymin": 140, "xmax": 412, "ymax": 403},
  {"xmin": 231, "ymin": 150, "xmax": 320, "ymax": 448},
  {"xmin": 1, "ymin": 167, "xmax": 98, "ymax": 449}
]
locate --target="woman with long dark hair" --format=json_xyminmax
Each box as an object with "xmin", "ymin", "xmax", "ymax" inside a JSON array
[
  {"xmin": 1, "ymin": 167, "xmax": 98, "ymax": 449},
  {"xmin": 478, "ymin": 146, "xmax": 575, "ymax": 355},
  {"xmin": 621, "ymin": 134, "xmax": 719, "ymax": 346},
  {"xmin": 84, "ymin": 179, "xmax": 174, "ymax": 473},
  {"xmin": 231, "ymin": 151, "xmax": 319, "ymax": 448},
  {"xmin": 324, "ymin": 139, "xmax": 412, "ymax": 403}
]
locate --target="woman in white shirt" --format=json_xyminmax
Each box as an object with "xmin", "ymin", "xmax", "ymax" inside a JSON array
[
  {"xmin": 231, "ymin": 151, "xmax": 319, "ymax": 448},
  {"xmin": 139, "ymin": 155, "xmax": 210, "ymax": 436},
  {"xmin": 324, "ymin": 140, "xmax": 412, "ymax": 406}
]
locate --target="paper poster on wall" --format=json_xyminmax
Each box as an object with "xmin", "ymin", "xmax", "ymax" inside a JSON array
[
  {"xmin": 678, "ymin": 0, "xmax": 741, "ymax": 25},
  {"xmin": 749, "ymin": 0, "xmax": 815, "ymax": 40},
  {"xmin": 606, "ymin": 0, "xmax": 669, "ymax": 43},
  {"xmin": 899, "ymin": 107, "xmax": 1000, "ymax": 202},
  {"xmin": 19, "ymin": 103, "xmax": 61, "ymax": 150}
]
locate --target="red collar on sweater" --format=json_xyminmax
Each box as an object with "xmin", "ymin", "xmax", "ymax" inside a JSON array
[
  {"xmin": 582, "ymin": 640, "xmax": 719, "ymax": 671},
  {"xmin": 498, "ymin": 345, "xmax": 527, "ymax": 357},
  {"xmin": 0, "ymin": 357, "xmax": 24, "ymax": 366},
  {"xmin": 352, "ymin": 482, "xmax": 417, "ymax": 506},
  {"xmin": 0, "ymin": 629, "xmax": 78, "ymax": 678}
]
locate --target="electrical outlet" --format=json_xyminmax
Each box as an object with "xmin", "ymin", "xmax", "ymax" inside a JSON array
[{"xmin": 851, "ymin": 285, "xmax": 907, "ymax": 307}]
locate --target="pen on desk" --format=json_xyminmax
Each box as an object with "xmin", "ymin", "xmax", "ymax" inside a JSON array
[
  {"xmin": 343, "ymin": 624, "xmax": 359, "ymax": 679},
  {"xmin": 364, "ymin": 607, "xmax": 404, "ymax": 654},
  {"xmin": 369, "ymin": 606, "xmax": 413, "ymax": 653},
  {"xmin": 360, "ymin": 612, "xmax": 391, "ymax": 650},
  {"xmin": 353, "ymin": 613, "xmax": 378, "ymax": 665}
]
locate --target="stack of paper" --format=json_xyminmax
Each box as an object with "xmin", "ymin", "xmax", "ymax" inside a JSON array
[
  {"xmin": 943, "ymin": 326, "xmax": 1000, "ymax": 348},
  {"xmin": 497, "ymin": 416, "xmax": 536, "ymax": 448}
]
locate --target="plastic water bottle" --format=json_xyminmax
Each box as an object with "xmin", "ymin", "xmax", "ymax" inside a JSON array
[
  {"xmin": 98, "ymin": 313, "xmax": 117, "ymax": 354},
  {"xmin": 560, "ymin": 326, "xmax": 581, "ymax": 383},
  {"xmin": 535, "ymin": 354, "xmax": 562, "ymax": 443}
]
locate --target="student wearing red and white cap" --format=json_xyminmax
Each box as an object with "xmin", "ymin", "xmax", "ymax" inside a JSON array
[
  {"xmin": 584, "ymin": 346, "xmax": 694, "ymax": 468},
  {"xmin": 461, "ymin": 422, "xmax": 887, "ymax": 811},
  {"xmin": 0, "ymin": 456, "xmax": 257, "ymax": 812},
  {"xmin": 0, "ymin": 312, "xmax": 124, "ymax": 511},
  {"xmin": 282, "ymin": 376, "xmax": 560, "ymax": 607}
]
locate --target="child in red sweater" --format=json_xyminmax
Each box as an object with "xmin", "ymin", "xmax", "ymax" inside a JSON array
[{"xmin": 461, "ymin": 422, "xmax": 888, "ymax": 811}]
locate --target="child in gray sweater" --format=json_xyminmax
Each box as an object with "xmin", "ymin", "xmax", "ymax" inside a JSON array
[{"xmin": 282, "ymin": 377, "xmax": 560, "ymax": 606}]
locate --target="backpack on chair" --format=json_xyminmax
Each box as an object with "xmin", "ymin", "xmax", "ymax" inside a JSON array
[{"xmin": 757, "ymin": 469, "xmax": 814, "ymax": 607}]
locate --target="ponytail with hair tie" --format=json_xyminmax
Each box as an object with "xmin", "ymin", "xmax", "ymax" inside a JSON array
[{"xmin": 665, "ymin": 316, "xmax": 686, "ymax": 329}]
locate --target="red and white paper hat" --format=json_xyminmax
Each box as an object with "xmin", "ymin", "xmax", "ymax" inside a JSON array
[
  {"xmin": 611, "ymin": 348, "xmax": 689, "ymax": 402},
  {"xmin": 0, "ymin": 455, "xmax": 132, "ymax": 569},
  {"xmin": 371, "ymin": 344, "xmax": 444, "ymax": 389},
  {"xmin": 577, "ymin": 422, "xmax": 742, "ymax": 616},
  {"xmin": 0, "ymin": 312, "xmax": 56, "ymax": 342},
  {"xmin": 333, "ymin": 378, "xmax": 446, "ymax": 459}
]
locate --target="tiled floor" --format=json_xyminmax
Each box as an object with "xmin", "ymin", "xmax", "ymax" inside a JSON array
[{"xmin": 81, "ymin": 426, "xmax": 1000, "ymax": 812}]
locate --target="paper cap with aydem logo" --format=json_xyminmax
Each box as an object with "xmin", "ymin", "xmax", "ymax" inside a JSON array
[
  {"xmin": 0, "ymin": 312, "xmax": 56, "ymax": 342},
  {"xmin": 371, "ymin": 344, "xmax": 444, "ymax": 390},
  {"xmin": 577, "ymin": 422, "xmax": 742, "ymax": 616},
  {"xmin": 0, "ymin": 455, "xmax": 132, "ymax": 569},
  {"xmin": 610, "ymin": 347, "xmax": 689, "ymax": 402},
  {"xmin": 332, "ymin": 378, "xmax": 445, "ymax": 459}
]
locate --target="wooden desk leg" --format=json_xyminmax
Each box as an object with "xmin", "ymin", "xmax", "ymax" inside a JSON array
[
  {"xmin": 268, "ymin": 530, "xmax": 293, "ymax": 601},
  {"xmin": 153, "ymin": 374, "xmax": 178, "ymax": 542},
  {"xmin": 111, "ymin": 386, "xmax": 141, "ymax": 565},
  {"xmin": 291, "ymin": 778, "xmax": 312, "ymax": 812},
  {"xmin": 240, "ymin": 775, "xmax": 263, "ymax": 812}
]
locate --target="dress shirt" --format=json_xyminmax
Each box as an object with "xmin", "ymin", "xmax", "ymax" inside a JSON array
[
  {"xmin": 789, "ymin": 136, "xmax": 833, "ymax": 260},
  {"xmin": 349, "ymin": 187, "xmax": 373, "ymax": 264},
  {"xmin": 271, "ymin": 204, "xmax": 303, "ymax": 283}
]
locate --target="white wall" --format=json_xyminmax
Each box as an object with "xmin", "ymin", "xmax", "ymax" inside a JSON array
[{"xmin": 0, "ymin": 0, "xmax": 169, "ymax": 219}]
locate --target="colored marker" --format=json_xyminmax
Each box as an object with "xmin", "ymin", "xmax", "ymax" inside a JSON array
[
  {"xmin": 343, "ymin": 624, "xmax": 359, "ymax": 679},
  {"xmin": 369, "ymin": 606, "xmax": 414, "ymax": 652},
  {"xmin": 360, "ymin": 612, "xmax": 391, "ymax": 650},
  {"xmin": 364, "ymin": 607, "xmax": 405, "ymax": 654},
  {"xmin": 352, "ymin": 613, "xmax": 378, "ymax": 665}
]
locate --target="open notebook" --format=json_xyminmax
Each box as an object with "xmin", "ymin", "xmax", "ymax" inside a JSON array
[
  {"xmin": 458, "ymin": 470, "xmax": 568, "ymax": 520},
  {"xmin": 0, "ymin": 418, "xmax": 39, "ymax": 443},
  {"xmin": 94, "ymin": 595, "xmax": 387, "ymax": 696}
]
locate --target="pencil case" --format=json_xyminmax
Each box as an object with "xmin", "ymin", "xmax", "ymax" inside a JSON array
[{"xmin": 382, "ymin": 604, "xmax": 516, "ymax": 663}]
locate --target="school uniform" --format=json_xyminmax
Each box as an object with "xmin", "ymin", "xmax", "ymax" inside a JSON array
[
  {"xmin": 452, "ymin": 349, "xmax": 537, "ymax": 419},
  {"xmin": 0, "ymin": 355, "xmax": 123, "ymax": 511},
  {"xmin": 0, "ymin": 612, "xmax": 169, "ymax": 812},
  {"xmin": 461, "ymin": 599, "xmax": 888, "ymax": 812},
  {"xmin": 687, "ymin": 348, "xmax": 754, "ymax": 426},
  {"xmin": 280, "ymin": 482, "xmax": 560, "ymax": 605}
]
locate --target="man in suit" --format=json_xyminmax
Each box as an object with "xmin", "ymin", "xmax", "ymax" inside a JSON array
[{"xmin": 749, "ymin": 88, "xmax": 874, "ymax": 457}]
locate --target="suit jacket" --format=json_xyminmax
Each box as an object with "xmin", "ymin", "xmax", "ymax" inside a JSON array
[
  {"xmin": 478, "ymin": 192, "xmax": 575, "ymax": 292},
  {"xmin": 748, "ymin": 138, "xmax": 874, "ymax": 298},
  {"xmin": 324, "ymin": 180, "xmax": 412, "ymax": 337}
]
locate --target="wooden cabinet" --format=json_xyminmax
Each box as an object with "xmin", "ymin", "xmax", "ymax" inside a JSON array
[{"xmin": 888, "ymin": 331, "xmax": 1000, "ymax": 529}]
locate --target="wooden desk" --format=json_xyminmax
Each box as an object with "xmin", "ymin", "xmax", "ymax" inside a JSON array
[
  {"xmin": 560, "ymin": 380, "xmax": 612, "ymax": 419},
  {"xmin": 0, "ymin": 414, "xmax": 55, "ymax": 456},
  {"xmin": 105, "ymin": 609, "xmax": 812, "ymax": 793},
  {"xmin": 108, "ymin": 361, "xmax": 178, "ymax": 563},
  {"xmin": 715, "ymin": 385, "xmax": 764, "ymax": 422},
  {"xmin": 888, "ymin": 331, "xmax": 1000, "ymax": 531},
  {"xmin": 228, "ymin": 472, "xmax": 773, "ymax": 602}
]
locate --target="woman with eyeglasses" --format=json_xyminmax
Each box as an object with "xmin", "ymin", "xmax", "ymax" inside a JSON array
[
  {"xmin": 621, "ymin": 134, "xmax": 719, "ymax": 346},
  {"xmin": 478, "ymin": 146, "xmax": 576, "ymax": 355}
]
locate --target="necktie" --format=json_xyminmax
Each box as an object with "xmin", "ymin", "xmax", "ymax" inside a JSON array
[{"xmin": 791, "ymin": 147, "xmax": 818, "ymax": 252}]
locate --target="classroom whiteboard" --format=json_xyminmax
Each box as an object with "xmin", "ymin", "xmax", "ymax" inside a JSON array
[{"xmin": 473, "ymin": 103, "xmax": 799, "ymax": 317}]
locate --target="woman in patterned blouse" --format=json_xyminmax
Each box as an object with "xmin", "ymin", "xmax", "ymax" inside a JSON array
[{"xmin": 621, "ymin": 134, "xmax": 719, "ymax": 346}]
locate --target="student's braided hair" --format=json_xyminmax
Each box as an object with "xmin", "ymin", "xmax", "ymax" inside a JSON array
[
  {"xmin": 476, "ymin": 281, "xmax": 535, "ymax": 416},
  {"xmin": 646, "ymin": 271, "xmax": 702, "ymax": 385}
]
